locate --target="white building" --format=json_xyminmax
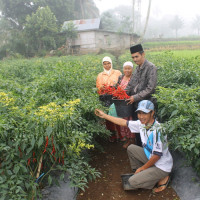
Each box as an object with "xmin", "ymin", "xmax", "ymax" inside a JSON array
[{"xmin": 62, "ymin": 18, "xmax": 139, "ymax": 54}]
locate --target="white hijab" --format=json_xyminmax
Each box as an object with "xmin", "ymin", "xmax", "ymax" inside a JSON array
[
  {"xmin": 123, "ymin": 61, "xmax": 134, "ymax": 68},
  {"xmin": 102, "ymin": 56, "xmax": 113, "ymax": 75}
]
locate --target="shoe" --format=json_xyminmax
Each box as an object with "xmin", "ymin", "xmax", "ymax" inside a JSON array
[
  {"xmin": 121, "ymin": 174, "xmax": 136, "ymax": 191},
  {"xmin": 152, "ymin": 175, "xmax": 170, "ymax": 193},
  {"xmin": 123, "ymin": 181, "xmax": 136, "ymax": 190}
]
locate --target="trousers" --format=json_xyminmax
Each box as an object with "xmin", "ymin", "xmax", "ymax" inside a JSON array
[{"xmin": 127, "ymin": 144, "xmax": 169, "ymax": 189}]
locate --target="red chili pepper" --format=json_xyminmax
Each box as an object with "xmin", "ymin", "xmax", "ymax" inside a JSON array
[
  {"xmin": 62, "ymin": 151, "xmax": 64, "ymax": 165},
  {"xmin": 98, "ymin": 84, "xmax": 115, "ymax": 95},
  {"xmin": 18, "ymin": 147, "xmax": 22, "ymax": 152},
  {"xmin": 43, "ymin": 136, "xmax": 48, "ymax": 154},
  {"xmin": 18, "ymin": 147, "xmax": 23, "ymax": 158},
  {"xmin": 27, "ymin": 158, "xmax": 31, "ymax": 166},
  {"xmin": 51, "ymin": 136, "xmax": 56, "ymax": 155},
  {"xmin": 112, "ymin": 86, "xmax": 130, "ymax": 100},
  {"xmin": 32, "ymin": 152, "xmax": 37, "ymax": 163},
  {"xmin": 51, "ymin": 146, "xmax": 56, "ymax": 155}
]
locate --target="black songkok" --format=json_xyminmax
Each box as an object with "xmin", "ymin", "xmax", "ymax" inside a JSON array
[{"xmin": 130, "ymin": 44, "xmax": 143, "ymax": 54}]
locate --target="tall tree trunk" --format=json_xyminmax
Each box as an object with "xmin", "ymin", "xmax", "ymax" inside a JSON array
[
  {"xmin": 132, "ymin": 0, "xmax": 136, "ymax": 33},
  {"xmin": 137, "ymin": 0, "xmax": 152, "ymax": 43},
  {"xmin": 80, "ymin": 0, "xmax": 85, "ymax": 19}
]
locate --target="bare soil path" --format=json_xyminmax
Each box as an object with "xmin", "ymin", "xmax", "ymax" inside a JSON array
[{"xmin": 77, "ymin": 139, "xmax": 180, "ymax": 200}]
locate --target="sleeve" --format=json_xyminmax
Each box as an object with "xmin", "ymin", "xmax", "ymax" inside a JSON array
[
  {"xmin": 111, "ymin": 70, "xmax": 122, "ymax": 86},
  {"xmin": 125, "ymin": 74, "xmax": 135, "ymax": 95},
  {"xmin": 127, "ymin": 120, "xmax": 140, "ymax": 133},
  {"xmin": 116, "ymin": 70, "xmax": 122, "ymax": 80},
  {"xmin": 115, "ymin": 75, "xmax": 123, "ymax": 87},
  {"xmin": 133, "ymin": 65, "xmax": 157, "ymax": 102},
  {"xmin": 152, "ymin": 131, "xmax": 163, "ymax": 156}
]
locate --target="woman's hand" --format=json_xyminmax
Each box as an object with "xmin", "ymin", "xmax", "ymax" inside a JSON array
[
  {"xmin": 100, "ymin": 85, "xmax": 106, "ymax": 90},
  {"xmin": 95, "ymin": 109, "xmax": 105, "ymax": 118}
]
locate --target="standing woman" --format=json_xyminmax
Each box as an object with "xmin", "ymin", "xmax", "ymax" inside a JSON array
[
  {"xmin": 96, "ymin": 56, "xmax": 122, "ymax": 90},
  {"xmin": 117, "ymin": 61, "xmax": 136, "ymax": 148},
  {"xmin": 96, "ymin": 56, "xmax": 122, "ymax": 142}
]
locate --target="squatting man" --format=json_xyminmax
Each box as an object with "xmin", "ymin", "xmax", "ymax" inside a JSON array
[{"xmin": 95, "ymin": 100, "xmax": 173, "ymax": 193}]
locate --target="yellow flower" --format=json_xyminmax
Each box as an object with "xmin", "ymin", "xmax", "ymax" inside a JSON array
[
  {"xmin": 69, "ymin": 138, "xmax": 94, "ymax": 155},
  {"xmin": 0, "ymin": 92, "xmax": 15, "ymax": 106},
  {"xmin": 34, "ymin": 99, "xmax": 81, "ymax": 125}
]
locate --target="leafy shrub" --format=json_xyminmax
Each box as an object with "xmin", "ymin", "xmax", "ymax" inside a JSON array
[{"xmin": 0, "ymin": 54, "xmax": 112, "ymax": 199}]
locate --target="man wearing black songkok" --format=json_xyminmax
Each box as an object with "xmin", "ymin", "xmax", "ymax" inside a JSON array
[{"xmin": 126, "ymin": 44, "xmax": 157, "ymax": 146}]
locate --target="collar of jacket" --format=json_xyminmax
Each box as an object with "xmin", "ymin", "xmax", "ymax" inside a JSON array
[{"xmin": 137, "ymin": 59, "xmax": 147, "ymax": 71}]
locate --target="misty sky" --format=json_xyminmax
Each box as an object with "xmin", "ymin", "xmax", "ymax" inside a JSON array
[{"xmin": 94, "ymin": 0, "xmax": 200, "ymax": 22}]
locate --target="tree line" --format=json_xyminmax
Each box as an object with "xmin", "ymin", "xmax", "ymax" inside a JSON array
[
  {"xmin": 0, "ymin": 0, "xmax": 150, "ymax": 59},
  {"xmin": 0, "ymin": 0, "xmax": 99, "ymax": 58},
  {"xmin": 1, "ymin": 0, "xmax": 199, "ymax": 59}
]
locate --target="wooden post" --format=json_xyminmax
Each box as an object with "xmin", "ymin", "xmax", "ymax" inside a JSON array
[{"xmin": 36, "ymin": 154, "xmax": 43, "ymax": 178}]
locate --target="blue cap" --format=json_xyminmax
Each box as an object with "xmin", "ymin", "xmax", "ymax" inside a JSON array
[{"xmin": 135, "ymin": 100, "xmax": 154, "ymax": 113}]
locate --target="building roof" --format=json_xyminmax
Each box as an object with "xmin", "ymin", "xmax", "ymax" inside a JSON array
[
  {"xmin": 62, "ymin": 18, "xmax": 101, "ymax": 31},
  {"xmin": 76, "ymin": 29, "xmax": 139, "ymax": 36},
  {"xmin": 62, "ymin": 18, "xmax": 139, "ymax": 38}
]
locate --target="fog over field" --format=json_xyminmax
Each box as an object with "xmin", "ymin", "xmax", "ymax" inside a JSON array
[{"xmin": 94, "ymin": 0, "xmax": 200, "ymax": 38}]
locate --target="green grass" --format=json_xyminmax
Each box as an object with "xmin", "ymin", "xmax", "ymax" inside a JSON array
[
  {"xmin": 149, "ymin": 49, "xmax": 200, "ymax": 58},
  {"xmin": 144, "ymin": 40, "xmax": 200, "ymax": 48},
  {"xmin": 142, "ymin": 40, "xmax": 200, "ymax": 52},
  {"xmin": 171, "ymin": 50, "xmax": 200, "ymax": 57},
  {"xmin": 148, "ymin": 49, "xmax": 200, "ymax": 58}
]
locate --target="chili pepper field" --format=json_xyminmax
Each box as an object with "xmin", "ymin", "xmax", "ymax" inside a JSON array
[
  {"xmin": 0, "ymin": 50, "xmax": 200, "ymax": 199},
  {"xmin": 0, "ymin": 54, "xmax": 117, "ymax": 199}
]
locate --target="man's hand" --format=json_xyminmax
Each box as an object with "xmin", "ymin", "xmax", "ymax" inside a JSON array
[
  {"xmin": 135, "ymin": 167, "xmax": 144, "ymax": 174},
  {"xmin": 95, "ymin": 109, "xmax": 105, "ymax": 118},
  {"xmin": 134, "ymin": 155, "xmax": 160, "ymax": 174},
  {"xmin": 127, "ymin": 95, "xmax": 134, "ymax": 104}
]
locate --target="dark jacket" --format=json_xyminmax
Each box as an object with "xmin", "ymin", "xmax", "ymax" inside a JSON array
[{"xmin": 126, "ymin": 59, "xmax": 157, "ymax": 103}]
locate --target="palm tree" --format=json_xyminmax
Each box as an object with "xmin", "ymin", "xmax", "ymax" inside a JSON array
[
  {"xmin": 74, "ymin": 0, "xmax": 99, "ymax": 19},
  {"xmin": 192, "ymin": 15, "xmax": 200, "ymax": 35},
  {"xmin": 137, "ymin": 0, "xmax": 152, "ymax": 43},
  {"xmin": 170, "ymin": 15, "xmax": 184, "ymax": 38},
  {"xmin": 132, "ymin": 0, "xmax": 136, "ymax": 33}
]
